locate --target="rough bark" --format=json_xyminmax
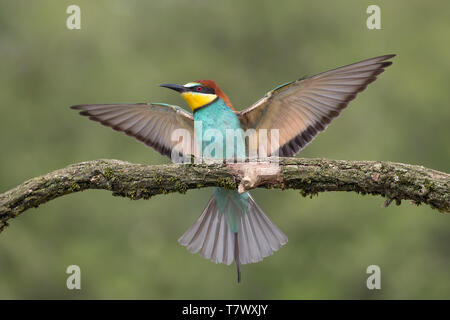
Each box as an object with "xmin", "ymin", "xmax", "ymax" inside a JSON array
[{"xmin": 1, "ymin": 158, "xmax": 449, "ymax": 233}]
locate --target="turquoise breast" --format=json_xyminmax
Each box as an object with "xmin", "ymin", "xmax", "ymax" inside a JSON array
[{"xmin": 193, "ymin": 98, "xmax": 246, "ymax": 160}]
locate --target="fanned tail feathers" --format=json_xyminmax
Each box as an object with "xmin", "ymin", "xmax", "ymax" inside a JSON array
[
  {"xmin": 179, "ymin": 197, "xmax": 235, "ymax": 265},
  {"xmin": 178, "ymin": 193, "xmax": 287, "ymax": 281}
]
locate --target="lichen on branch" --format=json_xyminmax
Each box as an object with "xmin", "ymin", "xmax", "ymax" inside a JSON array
[{"xmin": 0, "ymin": 158, "xmax": 449, "ymax": 233}]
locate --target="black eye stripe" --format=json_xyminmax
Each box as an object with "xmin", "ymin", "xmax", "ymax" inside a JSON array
[{"xmin": 190, "ymin": 86, "xmax": 215, "ymax": 94}]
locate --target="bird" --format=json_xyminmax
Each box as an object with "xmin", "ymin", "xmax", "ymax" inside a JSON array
[{"xmin": 71, "ymin": 54, "xmax": 395, "ymax": 282}]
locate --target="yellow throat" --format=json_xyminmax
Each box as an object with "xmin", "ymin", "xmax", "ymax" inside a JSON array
[{"xmin": 181, "ymin": 92, "xmax": 217, "ymax": 111}]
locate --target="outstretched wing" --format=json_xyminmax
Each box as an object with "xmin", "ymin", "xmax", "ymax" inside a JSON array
[
  {"xmin": 71, "ymin": 103, "xmax": 194, "ymax": 159},
  {"xmin": 238, "ymin": 54, "xmax": 396, "ymax": 157}
]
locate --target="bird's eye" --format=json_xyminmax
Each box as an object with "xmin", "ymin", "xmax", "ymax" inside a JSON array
[{"xmin": 195, "ymin": 86, "xmax": 203, "ymax": 92}]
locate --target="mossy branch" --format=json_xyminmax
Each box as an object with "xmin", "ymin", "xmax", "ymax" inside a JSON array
[{"xmin": 1, "ymin": 158, "xmax": 449, "ymax": 233}]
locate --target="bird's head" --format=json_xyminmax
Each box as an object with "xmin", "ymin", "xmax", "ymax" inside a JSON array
[{"xmin": 160, "ymin": 79, "xmax": 233, "ymax": 111}]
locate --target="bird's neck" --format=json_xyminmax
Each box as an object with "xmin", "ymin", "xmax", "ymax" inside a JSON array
[
  {"xmin": 192, "ymin": 96, "xmax": 224, "ymax": 114},
  {"xmin": 193, "ymin": 97, "xmax": 232, "ymax": 116},
  {"xmin": 193, "ymin": 98, "xmax": 240, "ymax": 134}
]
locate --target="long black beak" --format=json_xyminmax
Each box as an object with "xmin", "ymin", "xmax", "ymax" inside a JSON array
[{"xmin": 159, "ymin": 83, "xmax": 187, "ymax": 93}]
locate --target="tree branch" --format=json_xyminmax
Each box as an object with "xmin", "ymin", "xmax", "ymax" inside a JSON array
[{"xmin": 1, "ymin": 158, "xmax": 449, "ymax": 233}]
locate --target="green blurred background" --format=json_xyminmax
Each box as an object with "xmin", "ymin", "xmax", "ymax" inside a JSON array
[{"xmin": 0, "ymin": 0, "xmax": 449, "ymax": 299}]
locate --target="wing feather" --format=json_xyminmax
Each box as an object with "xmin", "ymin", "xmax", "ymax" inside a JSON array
[
  {"xmin": 71, "ymin": 103, "xmax": 194, "ymax": 159},
  {"xmin": 238, "ymin": 54, "xmax": 395, "ymax": 157}
]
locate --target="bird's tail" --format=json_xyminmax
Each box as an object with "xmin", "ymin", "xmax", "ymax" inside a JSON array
[{"xmin": 178, "ymin": 192, "xmax": 288, "ymax": 282}]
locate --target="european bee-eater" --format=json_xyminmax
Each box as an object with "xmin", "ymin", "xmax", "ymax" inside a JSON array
[{"xmin": 71, "ymin": 54, "xmax": 395, "ymax": 282}]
